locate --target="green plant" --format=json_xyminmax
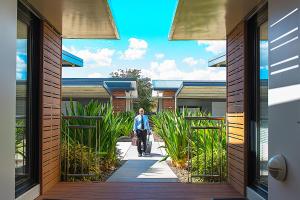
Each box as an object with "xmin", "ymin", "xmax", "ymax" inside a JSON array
[
  {"xmin": 189, "ymin": 118, "xmax": 227, "ymax": 182},
  {"xmin": 152, "ymin": 111, "xmax": 227, "ymax": 182},
  {"xmin": 15, "ymin": 119, "xmax": 25, "ymax": 159},
  {"xmin": 61, "ymin": 100, "xmax": 124, "ymax": 180},
  {"xmin": 116, "ymin": 111, "xmax": 135, "ymax": 137},
  {"xmin": 151, "ymin": 111, "xmax": 189, "ymax": 168}
]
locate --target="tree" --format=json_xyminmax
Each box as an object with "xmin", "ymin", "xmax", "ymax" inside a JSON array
[{"xmin": 110, "ymin": 69, "xmax": 153, "ymax": 113}]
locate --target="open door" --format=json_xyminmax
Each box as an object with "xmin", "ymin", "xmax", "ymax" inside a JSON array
[{"xmin": 269, "ymin": 0, "xmax": 300, "ymax": 199}]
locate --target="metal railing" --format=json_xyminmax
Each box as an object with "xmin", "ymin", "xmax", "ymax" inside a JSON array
[
  {"xmin": 61, "ymin": 116, "xmax": 102, "ymax": 181},
  {"xmin": 185, "ymin": 116, "xmax": 227, "ymax": 183}
]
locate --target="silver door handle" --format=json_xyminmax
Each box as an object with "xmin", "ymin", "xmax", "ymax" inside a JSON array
[{"xmin": 268, "ymin": 154, "xmax": 287, "ymax": 181}]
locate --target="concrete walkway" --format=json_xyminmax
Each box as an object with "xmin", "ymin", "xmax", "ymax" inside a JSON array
[{"xmin": 107, "ymin": 135, "xmax": 178, "ymax": 182}]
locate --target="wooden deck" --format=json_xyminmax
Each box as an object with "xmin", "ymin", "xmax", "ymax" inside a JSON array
[{"xmin": 37, "ymin": 182, "xmax": 244, "ymax": 200}]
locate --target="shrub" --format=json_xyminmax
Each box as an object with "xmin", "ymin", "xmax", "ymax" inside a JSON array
[
  {"xmin": 116, "ymin": 111, "xmax": 135, "ymax": 137},
  {"xmin": 152, "ymin": 111, "xmax": 227, "ymax": 182},
  {"xmin": 151, "ymin": 111, "xmax": 189, "ymax": 168},
  {"xmin": 61, "ymin": 100, "xmax": 123, "ymax": 180}
]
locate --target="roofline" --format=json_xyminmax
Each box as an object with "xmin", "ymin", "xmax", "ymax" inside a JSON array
[
  {"xmin": 152, "ymin": 87, "xmax": 179, "ymax": 91},
  {"xmin": 62, "ymin": 78, "xmax": 137, "ymax": 96},
  {"xmin": 62, "ymin": 50, "xmax": 84, "ymax": 67},
  {"xmin": 62, "ymin": 78, "xmax": 137, "ymax": 82},
  {"xmin": 168, "ymin": 0, "xmax": 183, "ymax": 41},
  {"xmin": 208, "ymin": 53, "xmax": 226, "ymax": 68},
  {"xmin": 105, "ymin": 0, "xmax": 120, "ymax": 39},
  {"xmin": 182, "ymin": 81, "xmax": 226, "ymax": 86},
  {"xmin": 175, "ymin": 81, "xmax": 226, "ymax": 97},
  {"xmin": 103, "ymin": 82, "xmax": 112, "ymax": 96}
]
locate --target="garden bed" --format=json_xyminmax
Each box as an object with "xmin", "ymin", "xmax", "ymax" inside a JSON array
[
  {"xmin": 167, "ymin": 161, "xmax": 189, "ymax": 183},
  {"xmin": 99, "ymin": 160, "xmax": 126, "ymax": 182}
]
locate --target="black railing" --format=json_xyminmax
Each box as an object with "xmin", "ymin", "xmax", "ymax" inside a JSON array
[
  {"xmin": 61, "ymin": 116, "xmax": 103, "ymax": 181},
  {"xmin": 185, "ymin": 116, "xmax": 227, "ymax": 183}
]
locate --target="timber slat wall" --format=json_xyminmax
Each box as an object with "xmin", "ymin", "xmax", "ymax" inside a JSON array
[
  {"xmin": 226, "ymin": 21, "xmax": 247, "ymax": 195},
  {"xmin": 40, "ymin": 21, "xmax": 62, "ymax": 194}
]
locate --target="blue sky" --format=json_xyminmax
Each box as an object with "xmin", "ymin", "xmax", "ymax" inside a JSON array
[{"xmin": 62, "ymin": 0, "xmax": 227, "ymax": 80}]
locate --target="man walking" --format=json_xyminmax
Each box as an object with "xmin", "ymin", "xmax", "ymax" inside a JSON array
[{"xmin": 133, "ymin": 108, "xmax": 151, "ymax": 157}]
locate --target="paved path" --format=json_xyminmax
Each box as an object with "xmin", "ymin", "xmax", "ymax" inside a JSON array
[{"xmin": 107, "ymin": 135, "xmax": 178, "ymax": 182}]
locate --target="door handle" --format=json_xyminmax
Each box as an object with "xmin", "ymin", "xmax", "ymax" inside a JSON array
[{"xmin": 268, "ymin": 154, "xmax": 287, "ymax": 181}]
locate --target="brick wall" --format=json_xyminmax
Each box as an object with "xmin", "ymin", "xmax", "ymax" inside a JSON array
[
  {"xmin": 226, "ymin": 20, "xmax": 248, "ymax": 195},
  {"xmin": 40, "ymin": 21, "xmax": 62, "ymax": 194},
  {"xmin": 112, "ymin": 90, "xmax": 126, "ymax": 112},
  {"xmin": 162, "ymin": 91, "xmax": 176, "ymax": 111}
]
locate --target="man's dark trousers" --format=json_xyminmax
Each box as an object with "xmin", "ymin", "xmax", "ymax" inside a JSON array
[{"xmin": 136, "ymin": 129, "xmax": 147, "ymax": 154}]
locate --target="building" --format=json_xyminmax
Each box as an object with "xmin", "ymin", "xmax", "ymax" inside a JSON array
[
  {"xmin": 152, "ymin": 80, "xmax": 226, "ymax": 116},
  {"xmin": 62, "ymin": 78, "xmax": 138, "ymax": 113},
  {"xmin": 1, "ymin": 0, "xmax": 300, "ymax": 200},
  {"xmin": 170, "ymin": 0, "xmax": 299, "ymax": 199},
  {"xmin": 16, "ymin": 51, "xmax": 83, "ymax": 116},
  {"xmin": 1, "ymin": 0, "xmax": 119, "ymax": 199}
]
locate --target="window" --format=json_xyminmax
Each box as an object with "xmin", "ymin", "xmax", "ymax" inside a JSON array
[
  {"xmin": 248, "ymin": 4, "xmax": 268, "ymax": 198},
  {"xmin": 15, "ymin": 3, "xmax": 40, "ymax": 197}
]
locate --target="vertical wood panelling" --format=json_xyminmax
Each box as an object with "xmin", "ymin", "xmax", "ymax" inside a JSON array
[
  {"xmin": 226, "ymin": 21, "xmax": 247, "ymax": 195},
  {"xmin": 40, "ymin": 21, "xmax": 62, "ymax": 194}
]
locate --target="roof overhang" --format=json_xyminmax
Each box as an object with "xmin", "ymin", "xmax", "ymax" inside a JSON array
[
  {"xmin": 152, "ymin": 80, "xmax": 183, "ymax": 92},
  {"xmin": 176, "ymin": 81, "xmax": 226, "ymax": 99},
  {"xmin": 105, "ymin": 81, "xmax": 138, "ymax": 98},
  {"xmin": 169, "ymin": 0, "xmax": 263, "ymax": 40},
  {"xmin": 208, "ymin": 53, "xmax": 226, "ymax": 68},
  {"xmin": 62, "ymin": 78, "xmax": 138, "ymax": 98},
  {"xmin": 62, "ymin": 50, "xmax": 83, "ymax": 67},
  {"xmin": 62, "ymin": 86, "xmax": 111, "ymax": 98},
  {"xmin": 26, "ymin": 0, "xmax": 119, "ymax": 39}
]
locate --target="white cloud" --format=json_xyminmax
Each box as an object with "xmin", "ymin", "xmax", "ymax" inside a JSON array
[
  {"xmin": 63, "ymin": 46, "xmax": 115, "ymax": 68},
  {"xmin": 16, "ymin": 55, "xmax": 27, "ymax": 80},
  {"xmin": 128, "ymin": 38, "xmax": 148, "ymax": 49},
  {"xmin": 155, "ymin": 53, "xmax": 165, "ymax": 59},
  {"xmin": 182, "ymin": 57, "xmax": 208, "ymax": 67},
  {"xmin": 142, "ymin": 59, "xmax": 226, "ymax": 80},
  {"xmin": 183, "ymin": 57, "xmax": 198, "ymax": 66},
  {"xmin": 120, "ymin": 38, "xmax": 148, "ymax": 60},
  {"xmin": 88, "ymin": 72, "xmax": 104, "ymax": 78},
  {"xmin": 197, "ymin": 40, "xmax": 226, "ymax": 55}
]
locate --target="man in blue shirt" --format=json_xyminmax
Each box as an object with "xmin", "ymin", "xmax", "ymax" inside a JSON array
[{"xmin": 133, "ymin": 108, "xmax": 151, "ymax": 157}]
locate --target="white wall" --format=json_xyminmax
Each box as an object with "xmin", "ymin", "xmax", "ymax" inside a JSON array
[
  {"xmin": 212, "ymin": 102, "xmax": 226, "ymax": 116},
  {"xmin": 269, "ymin": 0, "xmax": 300, "ymax": 199},
  {"xmin": 0, "ymin": 0, "xmax": 17, "ymax": 199}
]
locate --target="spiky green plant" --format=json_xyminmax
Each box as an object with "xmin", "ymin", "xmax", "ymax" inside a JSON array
[
  {"xmin": 152, "ymin": 111, "xmax": 189, "ymax": 168},
  {"xmin": 15, "ymin": 119, "xmax": 25, "ymax": 159},
  {"xmin": 116, "ymin": 111, "xmax": 135, "ymax": 137},
  {"xmin": 61, "ymin": 100, "xmax": 123, "ymax": 180},
  {"xmin": 152, "ymin": 111, "xmax": 227, "ymax": 181}
]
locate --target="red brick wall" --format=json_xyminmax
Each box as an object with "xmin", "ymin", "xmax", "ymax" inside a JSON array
[
  {"xmin": 40, "ymin": 21, "xmax": 62, "ymax": 194},
  {"xmin": 162, "ymin": 91, "xmax": 176, "ymax": 111},
  {"xmin": 112, "ymin": 90, "xmax": 126, "ymax": 112},
  {"xmin": 226, "ymin": 20, "xmax": 248, "ymax": 196}
]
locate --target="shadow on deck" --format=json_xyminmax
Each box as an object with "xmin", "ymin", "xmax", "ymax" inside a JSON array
[{"xmin": 37, "ymin": 182, "xmax": 244, "ymax": 200}]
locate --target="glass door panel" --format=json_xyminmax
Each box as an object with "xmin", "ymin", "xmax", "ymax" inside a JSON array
[
  {"xmin": 16, "ymin": 19, "xmax": 29, "ymax": 186},
  {"xmin": 258, "ymin": 21, "xmax": 269, "ymax": 187}
]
